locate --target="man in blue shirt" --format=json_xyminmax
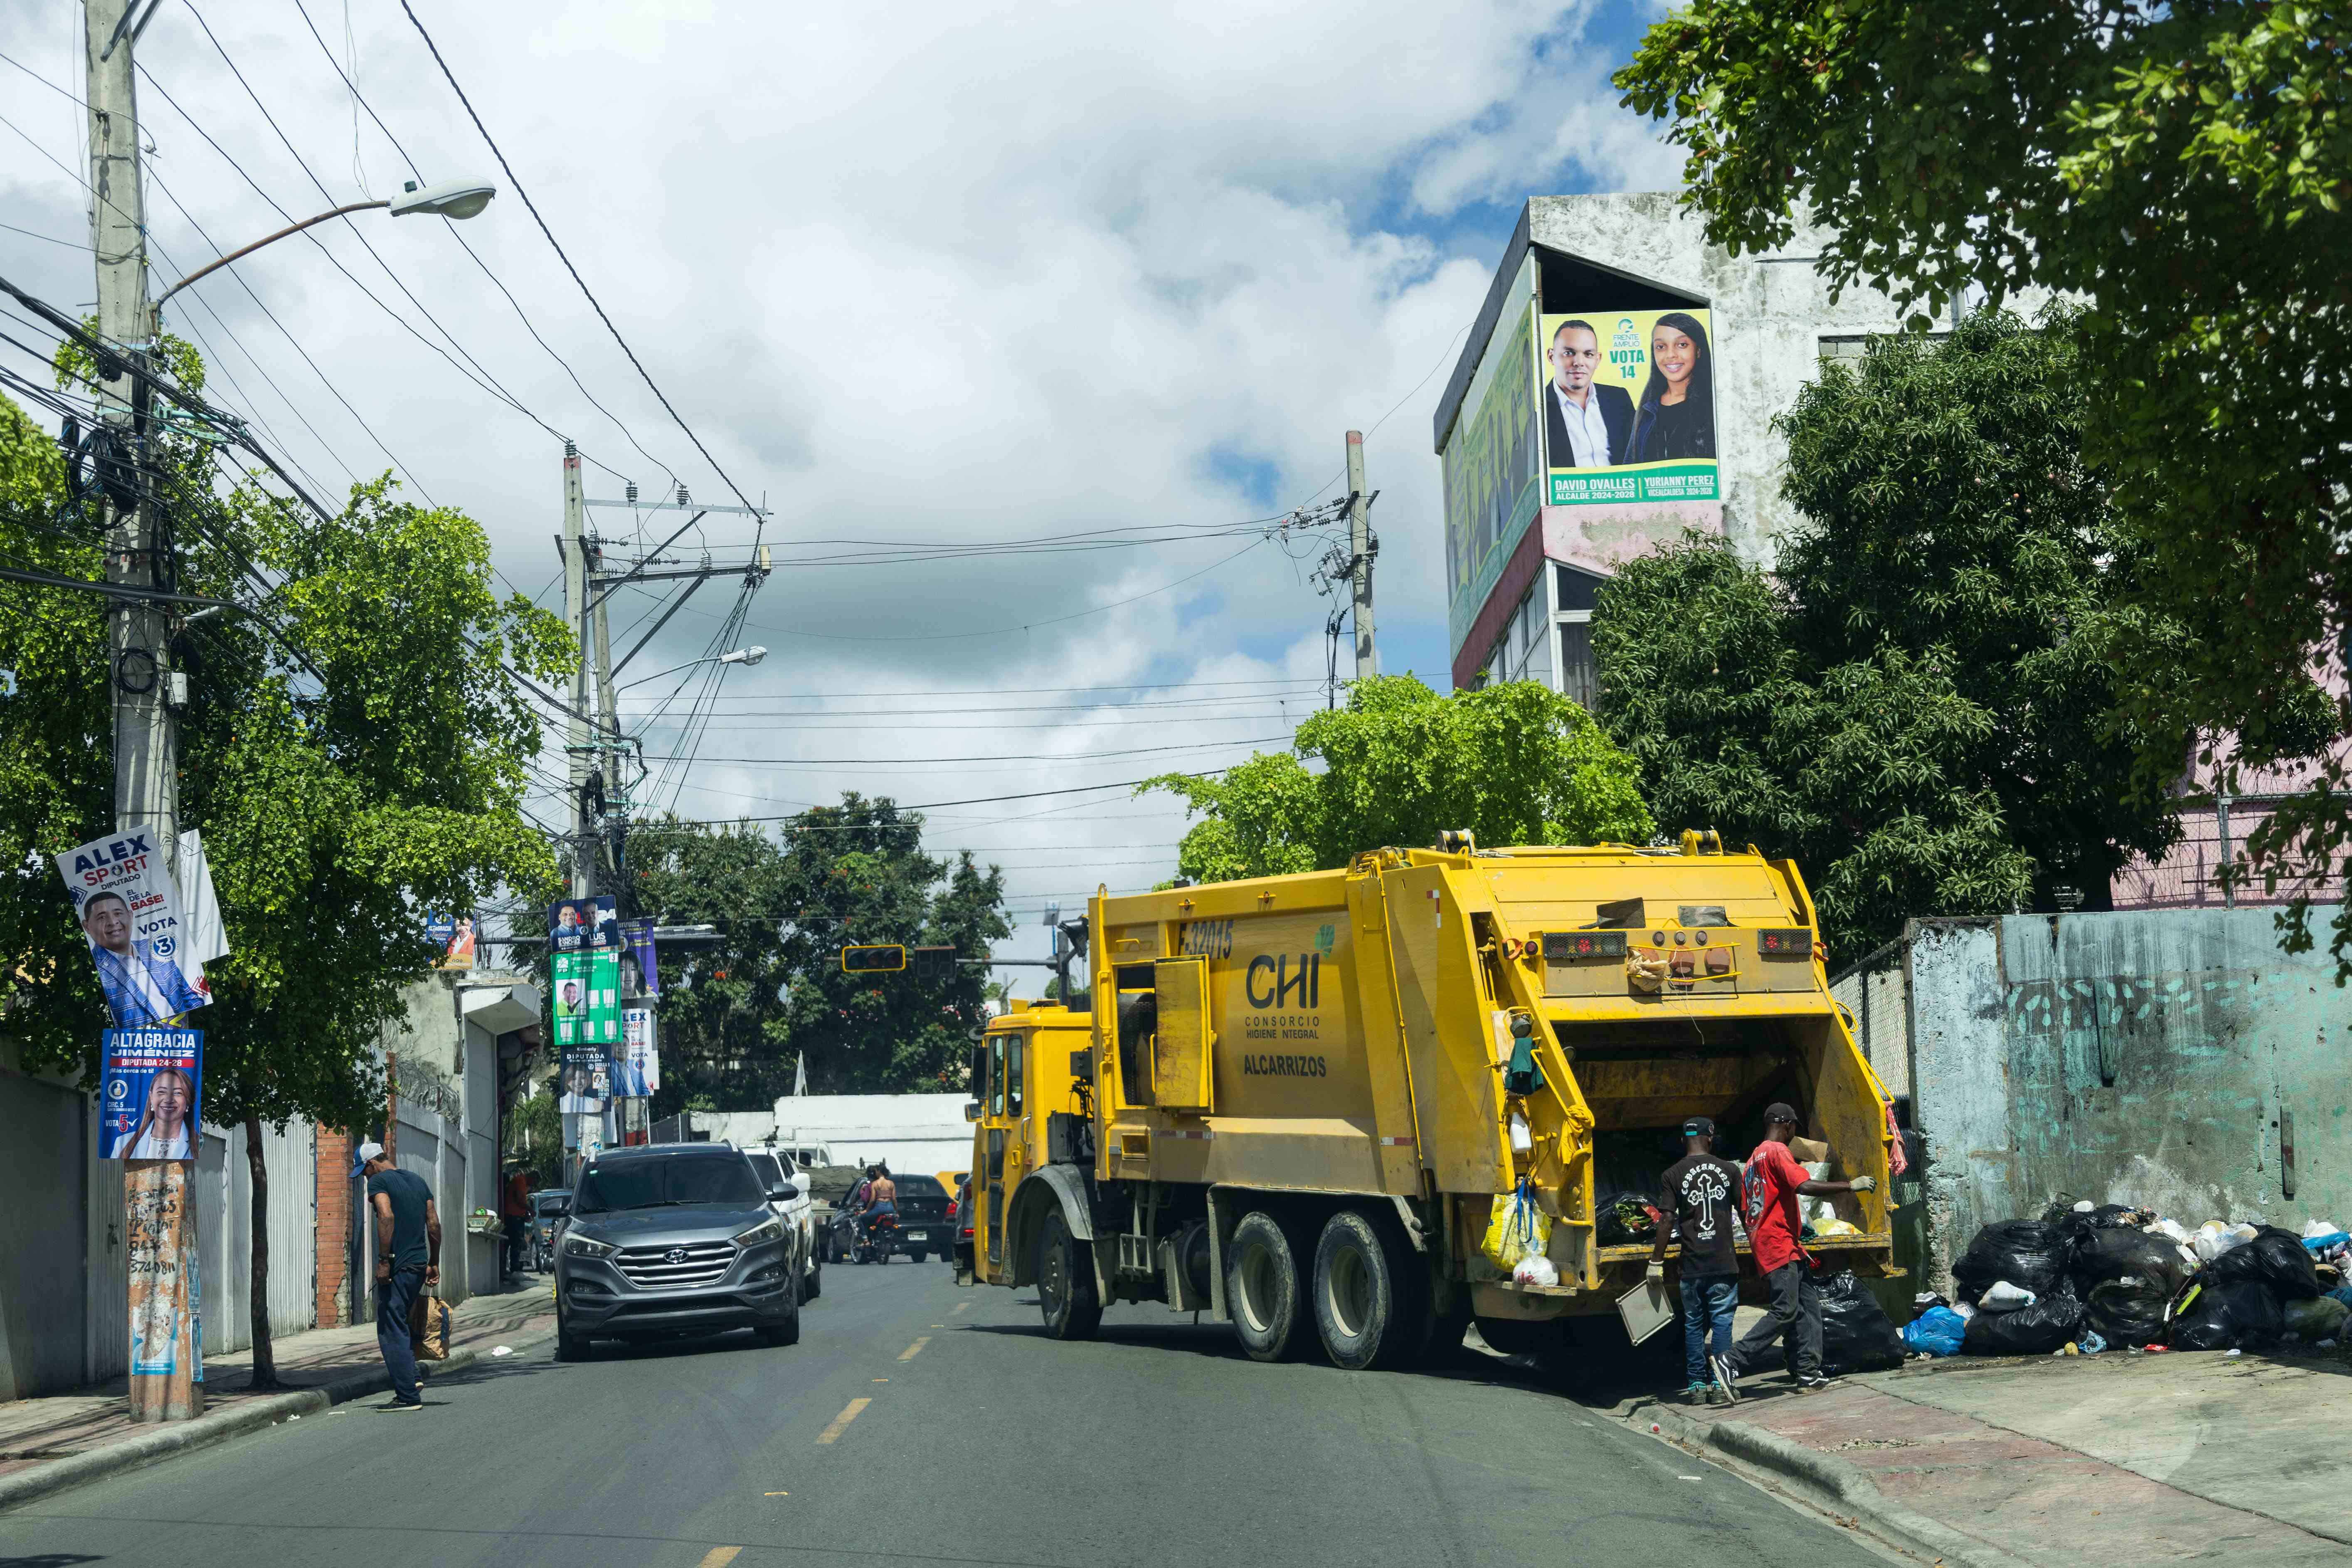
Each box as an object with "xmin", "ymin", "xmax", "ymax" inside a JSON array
[
  {"xmin": 80, "ymin": 890, "xmax": 203, "ymax": 1026},
  {"xmin": 357, "ymin": 1139, "xmax": 441, "ymax": 1410}
]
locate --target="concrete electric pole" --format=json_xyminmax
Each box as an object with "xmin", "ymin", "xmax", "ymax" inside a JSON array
[
  {"xmin": 87, "ymin": 0, "xmax": 200, "ymax": 1424},
  {"xmin": 1344, "ymin": 430, "xmax": 1376, "ymax": 683},
  {"xmin": 562, "ymin": 443, "xmax": 590, "ymax": 899}
]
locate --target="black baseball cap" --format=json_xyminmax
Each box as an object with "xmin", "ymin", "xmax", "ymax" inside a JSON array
[
  {"xmin": 1681, "ymin": 1116, "xmax": 1716, "ymax": 1139},
  {"xmin": 1763, "ymin": 1102, "xmax": 1800, "ymax": 1127}
]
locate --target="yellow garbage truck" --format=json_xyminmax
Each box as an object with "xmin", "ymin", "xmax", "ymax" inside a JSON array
[{"xmin": 958, "ymin": 833, "xmax": 1896, "ymax": 1371}]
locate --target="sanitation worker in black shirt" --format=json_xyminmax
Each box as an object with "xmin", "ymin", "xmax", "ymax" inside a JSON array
[{"xmin": 1648, "ymin": 1116, "xmax": 1745, "ymax": 1405}]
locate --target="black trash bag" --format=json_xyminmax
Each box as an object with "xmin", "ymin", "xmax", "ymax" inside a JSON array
[
  {"xmin": 1818, "ymin": 1271, "xmax": 1906, "ymax": 1374},
  {"xmin": 2071, "ymin": 1230, "xmax": 2189, "ymax": 1347},
  {"xmin": 2169, "ymin": 1279, "xmax": 2284, "ymax": 1351},
  {"xmin": 1952, "ymin": 1220, "xmax": 2073, "ymax": 1307},
  {"xmin": 1962, "ymin": 1280, "xmax": 2084, "ymax": 1356},
  {"xmin": 2201, "ymin": 1227, "xmax": 2320, "ymax": 1301}
]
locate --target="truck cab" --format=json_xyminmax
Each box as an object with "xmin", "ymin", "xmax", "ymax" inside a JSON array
[{"xmin": 959, "ymin": 998, "xmax": 1092, "ymax": 1286}]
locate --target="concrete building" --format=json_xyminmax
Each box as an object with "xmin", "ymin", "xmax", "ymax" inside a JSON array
[
  {"xmin": 653, "ymin": 1095, "xmax": 975, "ymax": 1182},
  {"xmin": 1433, "ymin": 193, "xmax": 1923, "ymax": 696}
]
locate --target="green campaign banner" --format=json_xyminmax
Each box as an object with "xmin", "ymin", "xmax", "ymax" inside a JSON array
[{"xmin": 551, "ymin": 948, "xmax": 621, "ymax": 1052}]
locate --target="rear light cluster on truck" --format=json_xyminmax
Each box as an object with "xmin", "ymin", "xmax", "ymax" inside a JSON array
[
  {"xmin": 1539, "ymin": 930, "xmax": 1626, "ymax": 959},
  {"xmin": 1757, "ymin": 928, "xmax": 1813, "ymax": 958}
]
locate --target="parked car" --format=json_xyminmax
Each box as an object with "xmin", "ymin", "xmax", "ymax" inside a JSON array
[
  {"xmin": 745, "ymin": 1146, "xmax": 821, "ymax": 1301},
  {"xmin": 554, "ymin": 1144, "xmax": 802, "ymax": 1360},
  {"xmin": 529, "ymin": 1188, "xmax": 571, "ymax": 1272}
]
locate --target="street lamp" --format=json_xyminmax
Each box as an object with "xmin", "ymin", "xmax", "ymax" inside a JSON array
[
  {"xmin": 616, "ymin": 646, "xmax": 766, "ymax": 691},
  {"xmin": 155, "ymin": 178, "xmax": 498, "ymax": 306}
]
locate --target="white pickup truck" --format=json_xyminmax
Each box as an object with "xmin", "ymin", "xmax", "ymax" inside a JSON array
[{"xmin": 743, "ymin": 1146, "xmax": 823, "ymax": 1302}]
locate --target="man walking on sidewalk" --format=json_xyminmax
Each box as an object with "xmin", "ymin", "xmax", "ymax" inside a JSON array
[
  {"xmin": 501, "ymin": 1164, "xmax": 533, "ymax": 1277},
  {"xmin": 1726, "ymin": 1104, "xmax": 1873, "ymax": 1392},
  {"xmin": 357, "ymin": 1141, "xmax": 440, "ymax": 1410},
  {"xmin": 1648, "ymin": 1115, "xmax": 1744, "ymax": 1405}
]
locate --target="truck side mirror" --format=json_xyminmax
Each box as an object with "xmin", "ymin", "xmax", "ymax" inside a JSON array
[{"xmin": 964, "ymin": 1102, "xmax": 981, "ymax": 1122}]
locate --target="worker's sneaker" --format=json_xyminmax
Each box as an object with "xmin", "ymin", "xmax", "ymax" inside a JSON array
[
  {"xmin": 1681, "ymin": 1381, "xmax": 1711, "ymax": 1405},
  {"xmin": 1795, "ymin": 1372, "xmax": 1836, "ymax": 1392},
  {"xmin": 1706, "ymin": 1384, "xmax": 1730, "ymax": 1406},
  {"xmin": 1710, "ymin": 1355, "xmax": 1741, "ymax": 1405}
]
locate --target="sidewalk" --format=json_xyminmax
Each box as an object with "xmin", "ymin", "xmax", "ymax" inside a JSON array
[
  {"xmin": 0, "ymin": 1278, "xmax": 555, "ymax": 1506},
  {"xmin": 1632, "ymin": 1346, "xmax": 2352, "ymax": 1566}
]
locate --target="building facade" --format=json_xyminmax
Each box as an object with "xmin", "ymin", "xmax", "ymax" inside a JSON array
[{"xmin": 1433, "ymin": 193, "xmax": 1921, "ymax": 695}]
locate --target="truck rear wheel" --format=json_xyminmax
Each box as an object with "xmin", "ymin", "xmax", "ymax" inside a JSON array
[
  {"xmin": 1312, "ymin": 1208, "xmax": 1427, "ymax": 1371},
  {"xmin": 1037, "ymin": 1208, "xmax": 1102, "ymax": 1341},
  {"xmin": 1227, "ymin": 1210, "xmax": 1312, "ymax": 1362}
]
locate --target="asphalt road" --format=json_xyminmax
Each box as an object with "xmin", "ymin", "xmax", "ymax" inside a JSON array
[{"xmin": 0, "ymin": 1260, "xmax": 1894, "ymax": 1567}]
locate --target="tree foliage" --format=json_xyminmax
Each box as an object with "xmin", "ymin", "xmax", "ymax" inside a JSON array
[
  {"xmin": 629, "ymin": 796, "xmax": 1008, "ymax": 1107},
  {"xmin": 1593, "ymin": 313, "xmax": 2179, "ymax": 959},
  {"xmin": 1144, "ymin": 675, "xmax": 1654, "ymax": 881},
  {"xmin": 0, "ymin": 367, "xmax": 570, "ymax": 1126},
  {"xmin": 1615, "ymin": 0, "xmax": 2352, "ymax": 974}
]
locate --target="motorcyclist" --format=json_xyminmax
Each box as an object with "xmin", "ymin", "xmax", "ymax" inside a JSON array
[{"xmin": 862, "ymin": 1164, "xmax": 897, "ymax": 1238}]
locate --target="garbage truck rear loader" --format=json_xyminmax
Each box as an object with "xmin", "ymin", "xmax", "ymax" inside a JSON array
[{"xmin": 960, "ymin": 836, "xmax": 1896, "ymax": 1370}]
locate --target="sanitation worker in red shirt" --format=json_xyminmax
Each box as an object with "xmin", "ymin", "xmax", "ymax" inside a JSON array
[{"xmin": 1724, "ymin": 1103, "xmax": 1874, "ymax": 1391}]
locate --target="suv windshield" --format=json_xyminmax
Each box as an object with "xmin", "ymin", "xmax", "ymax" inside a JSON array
[
  {"xmin": 574, "ymin": 1156, "xmax": 762, "ymax": 1215},
  {"xmin": 746, "ymin": 1153, "xmax": 784, "ymax": 1188}
]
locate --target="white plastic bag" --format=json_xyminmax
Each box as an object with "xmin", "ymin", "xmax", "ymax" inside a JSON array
[
  {"xmin": 2073, "ymin": 1199, "xmax": 2096, "ymax": 1213},
  {"xmin": 1801, "ymin": 1161, "xmax": 1835, "ymax": 1223},
  {"xmin": 1512, "ymin": 1254, "xmax": 1560, "ymax": 1288},
  {"xmin": 2192, "ymin": 1220, "xmax": 2251, "ymax": 1263},
  {"xmin": 1951, "ymin": 1300, "xmax": 1977, "ymax": 1322},
  {"xmin": 1979, "ymin": 1280, "xmax": 2038, "ymax": 1312},
  {"xmin": 2144, "ymin": 1217, "xmax": 2191, "ymax": 1245},
  {"xmin": 2303, "ymin": 1218, "xmax": 2343, "ymax": 1240}
]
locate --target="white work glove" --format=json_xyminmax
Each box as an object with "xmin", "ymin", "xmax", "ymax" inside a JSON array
[
  {"xmin": 1849, "ymin": 1175, "xmax": 1876, "ymax": 1193},
  {"xmin": 1644, "ymin": 1260, "xmax": 1666, "ymax": 1282}
]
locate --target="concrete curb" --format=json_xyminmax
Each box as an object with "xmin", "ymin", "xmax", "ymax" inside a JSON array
[
  {"xmin": 1629, "ymin": 1396, "xmax": 2038, "ymax": 1568},
  {"xmin": 0, "ymin": 1329, "xmax": 547, "ymax": 1514}
]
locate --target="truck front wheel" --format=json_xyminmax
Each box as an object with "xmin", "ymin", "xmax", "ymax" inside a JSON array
[
  {"xmin": 1312, "ymin": 1208, "xmax": 1427, "ymax": 1371},
  {"xmin": 1228, "ymin": 1210, "xmax": 1313, "ymax": 1362},
  {"xmin": 1036, "ymin": 1208, "xmax": 1102, "ymax": 1341}
]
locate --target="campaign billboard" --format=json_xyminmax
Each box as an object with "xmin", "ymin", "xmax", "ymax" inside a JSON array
[
  {"xmin": 617, "ymin": 1007, "xmax": 658, "ymax": 1097},
  {"xmin": 548, "ymin": 895, "xmax": 619, "ymax": 954},
  {"xmin": 101, "ymin": 1026, "xmax": 203, "ymax": 1161},
  {"xmin": 1537, "ymin": 308, "xmax": 1719, "ymax": 506},
  {"xmin": 425, "ymin": 912, "xmax": 477, "ymax": 970},
  {"xmin": 56, "ymin": 831, "xmax": 210, "ymax": 1028},
  {"xmin": 619, "ymin": 916, "xmax": 659, "ymax": 996},
  {"xmin": 1443, "ymin": 283, "xmax": 1544, "ymax": 654}
]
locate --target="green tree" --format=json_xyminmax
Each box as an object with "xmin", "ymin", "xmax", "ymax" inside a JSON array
[
  {"xmin": 1592, "ymin": 313, "xmax": 2179, "ymax": 959},
  {"xmin": 0, "ymin": 347, "xmax": 570, "ymax": 1385},
  {"xmin": 630, "ymin": 797, "xmax": 1009, "ymax": 1104},
  {"xmin": 1615, "ymin": 0, "xmax": 2352, "ymax": 974},
  {"xmin": 1144, "ymin": 675, "xmax": 1654, "ymax": 881}
]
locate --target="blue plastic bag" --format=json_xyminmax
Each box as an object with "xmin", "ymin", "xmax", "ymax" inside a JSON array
[
  {"xmin": 2301, "ymin": 1231, "xmax": 2348, "ymax": 1255},
  {"xmin": 1901, "ymin": 1304, "xmax": 1967, "ymax": 1357}
]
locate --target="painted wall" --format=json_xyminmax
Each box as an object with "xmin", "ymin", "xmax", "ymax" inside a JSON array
[
  {"xmin": 0, "ymin": 1070, "xmax": 88, "ymax": 1401},
  {"xmin": 1906, "ymin": 908, "xmax": 2348, "ymax": 1291}
]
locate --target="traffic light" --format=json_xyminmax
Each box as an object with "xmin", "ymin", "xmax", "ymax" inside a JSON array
[
  {"xmin": 840, "ymin": 944, "xmax": 906, "ymax": 974},
  {"xmin": 912, "ymin": 944, "xmax": 956, "ymax": 982}
]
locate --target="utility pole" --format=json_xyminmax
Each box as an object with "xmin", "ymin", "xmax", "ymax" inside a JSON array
[
  {"xmin": 88, "ymin": 0, "xmax": 199, "ymax": 1424},
  {"xmin": 562, "ymin": 443, "xmax": 590, "ymax": 900},
  {"xmin": 1345, "ymin": 430, "xmax": 1376, "ymax": 682}
]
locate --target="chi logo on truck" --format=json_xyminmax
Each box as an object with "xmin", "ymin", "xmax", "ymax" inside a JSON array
[{"xmin": 1244, "ymin": 952, "xmax": 1321, "ymax": 1009}]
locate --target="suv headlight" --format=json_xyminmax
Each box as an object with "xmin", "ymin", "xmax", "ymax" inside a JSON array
[
  {"xmin": 732, "ymin": 1218, "xmax": 784, "ymax": 1247},
  {"xmin": 562, "ymin": 1233, "xmax": 617, "ymax": 1260}
]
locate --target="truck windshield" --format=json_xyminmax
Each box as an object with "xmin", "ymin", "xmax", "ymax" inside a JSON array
[{"xmin": 574, "ymin": 1156, "xmax": 763, "ymax": 1214}]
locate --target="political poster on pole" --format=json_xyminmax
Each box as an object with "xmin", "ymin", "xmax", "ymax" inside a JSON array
[
  {"xmin": 56, "ymin": 831, "xmax": 210, "ymax": 1027},
  {"xmin": 548, "ymin": 895, "xmax": 619, "ymax": 954},
  {"xmin": 619, "ymin": 916, "xmax": 659, "ymax": 996},
  {"xmin": 618, "ymin": 1007, "xmax": 658, "ymax": 1096},
  {"xmin": 101, "ymin": 1026, "xmax": 203, "ymax": 1160}
]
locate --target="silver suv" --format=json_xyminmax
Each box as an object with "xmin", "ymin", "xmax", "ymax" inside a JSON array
[{"xmin": 555, "ymin": 1144, "xmax": 802, "ymax": 1359}]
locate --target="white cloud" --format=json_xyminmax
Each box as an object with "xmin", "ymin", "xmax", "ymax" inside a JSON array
[{"xmin": 0, "ymin": 0, "xmax": 1681, "ymax": 969}]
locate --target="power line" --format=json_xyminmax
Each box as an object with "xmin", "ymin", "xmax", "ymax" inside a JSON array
[
  {"xmin": 656, "ymin": 767, "xmax": 1235, "ymax": 824},
  {"xmin": 632, "ymin": 734, "xmax": 1289, "ymax": 766},
  {"xmin": 399, "ymin": 0, "xmax": 766, "ymax": 520},
  {"xmin": 287, "ymin": 0, "xmax": 690, "ymax": 498}
]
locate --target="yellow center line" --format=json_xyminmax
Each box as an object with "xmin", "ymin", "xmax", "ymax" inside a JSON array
[
  {"xmin": 898, "ymin": 1336, "xmax": 931, "ymax": 1362},
  {"xmin": 815, "ymin": 1397, "xmax": 871, "ymax": 1444},
  {"xmin": 697, "ymin": 1550, "xmax": 742, "ymax": 1568},
  {"xmin": 950, "ymin": 1301, "xmax": 971, "ymax": 1315}
]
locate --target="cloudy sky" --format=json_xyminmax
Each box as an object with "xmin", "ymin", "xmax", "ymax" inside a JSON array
[{"xmin": 1, "ymin": 0, "xmax": 1680, "ymax": 974}]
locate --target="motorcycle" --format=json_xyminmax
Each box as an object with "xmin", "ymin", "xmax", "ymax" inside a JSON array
[{"xmin": 855, "ymin": 1209, "xmax": 900, "ymax": 1266}]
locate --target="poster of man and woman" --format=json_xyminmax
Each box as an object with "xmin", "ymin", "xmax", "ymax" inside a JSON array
[{"xmin": 1538, "ymin": 308, "xmax": 1719, "ymax": 504}]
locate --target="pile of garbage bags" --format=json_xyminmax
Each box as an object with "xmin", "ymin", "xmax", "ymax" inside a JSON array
[{"xmin": 1903, "ymin": 1199, "xmax": 2349, "ymax": 1359}]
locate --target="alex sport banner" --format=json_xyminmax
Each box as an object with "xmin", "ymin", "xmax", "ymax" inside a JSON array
[
  {"xmin": 1537, "ymin": 308, "xmax": 1719, "ymax": 505},
  {"xmin": 616, "ymin": 1007, "xmax": 658, "ymax": 1097},
  {"xmin": 101, "ymin": 1026, "xmax": 203, "ymax": 1161},
  {"xmin": 56, "ymin": 831, "xmax": 210, "ymax": 1028}
]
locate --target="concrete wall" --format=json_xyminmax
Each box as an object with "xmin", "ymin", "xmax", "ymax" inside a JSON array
[
  {"xmin": 1906, "ymin": 908, "xmax": 2349, "ymax": 1291},
  {"xmin": 0, "ymin": 1069, "xmax": 88, "ymax": 1401}
]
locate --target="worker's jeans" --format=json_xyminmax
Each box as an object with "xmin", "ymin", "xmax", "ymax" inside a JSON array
[
  {"xmin": 376, "ymin": 1265, "xmax": 425, "ymax": 1404},
  {"xmin": 1731, "ymin": 1262, "xmax": 1820, "ymax": 1379},
  {"xmin": 1680, "ymin": 1275, "xmax": 1739, "ymax": 1384}
]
